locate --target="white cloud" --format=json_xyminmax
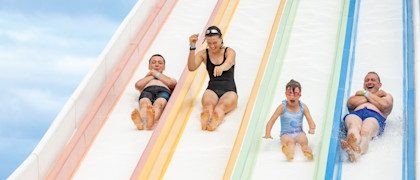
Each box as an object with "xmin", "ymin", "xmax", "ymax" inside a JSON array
[
  {"xmin": 53, "ymin": 56, "xmax": 96, "ymax": 75},
  {"xmin": 11, "ymin": 88, "xmax": 65, "ymax": 114}
]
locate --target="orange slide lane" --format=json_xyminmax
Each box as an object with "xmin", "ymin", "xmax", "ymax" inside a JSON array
[
  {"xmin": 46, "ymin": 0, "xmax": 178, "ymax": 179},
  {"xmin": 222, "ymin": 0, "xmax": 286, "ymax": 179}
]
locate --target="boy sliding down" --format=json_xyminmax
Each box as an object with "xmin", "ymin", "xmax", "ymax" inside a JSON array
[
  {"xmin": 263, "ymin": 79, "xmax": 316, "ymax": 160},
  {"xmin": 131, "ymin": 54, "xmax": 177, "ymax": 130}
]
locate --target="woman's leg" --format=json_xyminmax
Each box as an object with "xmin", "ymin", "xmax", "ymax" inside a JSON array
[
  {"xmin": 208, "ymin": 91, "xmax": 238, "ymax": 131},
  {"xmin": 201, "ymin": 90, "xmax": 218, "ymax": 130}
]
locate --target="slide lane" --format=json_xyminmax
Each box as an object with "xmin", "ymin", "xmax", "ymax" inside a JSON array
[
  {"xmin": 227, "ymin": 0, "xmax": 349, "ymax": 179},
  {"xmin": 223, "ymin": 0, "xmax": 288, "ymax": 178},
  {"xmin": 326, "ymin": 0, "xmax": 413, "ymax": 179},
  {"xmin": 163, "ymin": 1, "xmax": 283, "ymax": 179},
  {"xmin": 71, "ymin": 0, "xmax": 220, "ymax": 179}
]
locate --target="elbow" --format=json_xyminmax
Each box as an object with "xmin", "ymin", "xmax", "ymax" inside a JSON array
[
  {"xmin": 134, "ymin": 83, "xmax": 141, "ymax": 91},
  {"xmin": 169, "ymin": 81, "xmax": 177, "ymax": 90},
  {"xmin": 188, "ymin": 65, "xmax": 197, "ymax": 72}
]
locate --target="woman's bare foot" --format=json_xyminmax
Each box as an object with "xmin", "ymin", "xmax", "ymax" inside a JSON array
[
  {"xmin": 146, "ymin": 104, "xmax": 155, "ymax": 130},
  {"xmin": 131, "ymin": 109, "xmax": 144, "ymax": 130},
  {"xmin": 200, "ymin": 109, "xmax": 210, "ymax": 130},
  {"xmin": 208, "ymin": 110, "xmax": 222, "ymax": 131}
]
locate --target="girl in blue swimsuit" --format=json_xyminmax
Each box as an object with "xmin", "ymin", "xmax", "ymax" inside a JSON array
[{"xmin": 263, "ymin": 80, "xmax": 316, "ymax": 160}]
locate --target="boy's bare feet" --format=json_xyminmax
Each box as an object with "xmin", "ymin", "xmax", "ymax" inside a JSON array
[
  {"xmin": 282, "ymin": 144, "xmax": 294, "ymax": 160},
  {"xmin": 131, "ymin": 109, "xmax": 144, "ymax": 130},
  {"xmin": 340, "ymin": 139, "xmax": 356, "ymax": 162},
  {"xmin": 146, "ymin": 104, "xmax": 155, "ymax": 130},
  {"xmin": 208, "ymin": 111, "xmax": 221, "ymax": 131},
  {"xmin": 200, "ymin": 109, "xmax": 210, "ymax": 130},
  {"xmin": 347, "ymin": 132, "xmax": 361, "ymax": 154}
]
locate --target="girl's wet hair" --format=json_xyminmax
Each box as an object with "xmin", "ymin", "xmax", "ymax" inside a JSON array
[
  {"xmin": 149, "ymin": 54, "xmax": 165, "ymax": 64},
  {"xmin": 205, "ymin": 26, "xmax": 222, "ymax": 38},
  {"xmin": 286, "ymin": 79, "xmax": 301, "ymax": 92}
]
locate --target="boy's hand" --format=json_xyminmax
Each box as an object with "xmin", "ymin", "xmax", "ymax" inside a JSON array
[{"xmin": 262, "ymin": 135, "xmax": 273, "ymax": 139}]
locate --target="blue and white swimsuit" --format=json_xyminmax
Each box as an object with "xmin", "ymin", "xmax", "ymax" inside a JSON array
[{"xmin": 280, "ymin": 100, "xmax": 305, "ymax": 139}]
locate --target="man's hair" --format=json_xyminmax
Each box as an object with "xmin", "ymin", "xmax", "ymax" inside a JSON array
[
  {"xmin": 286, "ymin": 79, "xmax": 301, "ymax": 92},
  {"xmin": 367, "ymin": 71, "xmax": 380, "ymax": 83},
  {"xmin": 149, "ymin": 54, "xmax": 165, "ymax": 64}
]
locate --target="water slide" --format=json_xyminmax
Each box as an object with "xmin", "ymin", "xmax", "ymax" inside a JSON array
[{"xmin": 8, "ymin": 0, "xmax": 418, "ymax": 180}]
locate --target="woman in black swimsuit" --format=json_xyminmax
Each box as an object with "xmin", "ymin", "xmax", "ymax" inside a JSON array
[{"xmin": 188, "ymin": 26, "xmax": 238, "ymax": 131}]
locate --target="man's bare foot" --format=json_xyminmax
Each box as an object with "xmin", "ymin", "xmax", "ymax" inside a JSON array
[
  {"xmin": 146, "ymin": 105, "xmax": 155, "ymax": 130},
  {"xmin": 340, "ymin": 139, "xmax": 356, "ymax": 162},
  {"xmin": 208, "ymin": 111, "xmax": 222, "ymax": 131},
  {"xmin": 131, "ymin": 109, "xmax": 144, "ymax": 130},
  {"xmin": 347, "ymin": 133, "xmax": 361, "ymax": 154},
  {"xmin": 282, "ymin": 144, "xmax": 294, "ymax": 160},
  {"xmin": 200, "ymin": 109, "xmax": 210, "ymax": 130},
  {"xmin": 302, "ymin": 149, "xmax": 313, "ymax": 161}
]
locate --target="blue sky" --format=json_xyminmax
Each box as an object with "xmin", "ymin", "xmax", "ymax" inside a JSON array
[{"xmin": 0, "ymin": 0, "xmax": 137, "ymax": 178}]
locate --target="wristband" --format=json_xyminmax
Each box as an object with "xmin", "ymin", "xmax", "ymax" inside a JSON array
[
  {"xmin": 155, "ymin": 72, "xmax": 160, "ymax": 79},
  {"xmin": 190, "ymin": 46, "xmax": 196, "ymax": 50},
  {"xmin": 364, "ymin": 91, "xmax": 369, "ymax": 98}
]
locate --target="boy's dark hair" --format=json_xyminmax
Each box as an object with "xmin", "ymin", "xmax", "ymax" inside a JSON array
[
  {"xmin": 149, "ymin": 54, "xmax": 165, "ymax": 64},
  {"xmin": 367, "ymin": 71, "xmax": 380, "ymax": 83},
  {"xmin": 286, "ymin": 79, "xmax": 301, "ymax": 92}
]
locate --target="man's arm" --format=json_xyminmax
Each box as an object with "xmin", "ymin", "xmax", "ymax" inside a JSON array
[
  {"xmin": 134, "ymin": 75, "xmax": 154, "ymax": 91},
  {"xmin": 366, "ymin": 91, "xmax": 393, "ymax": 113},
  {"xmin": 155, "ymin": 72, "xmax": 177, "ymax": 91},
  {"xmin": 347, "ymin": 94, "xmax": 368, "ymax": 112}
]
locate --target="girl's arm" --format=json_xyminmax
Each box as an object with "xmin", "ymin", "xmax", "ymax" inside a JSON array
[
  {"xmin": 303, "ymin": 103, "xmax": 316, "ymax": 134},
  {"xmin": 263, "ymin": 104, "xmax": 284, "ymax": 139}
]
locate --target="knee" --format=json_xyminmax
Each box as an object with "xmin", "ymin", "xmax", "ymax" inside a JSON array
[
  {"xmin": 360, "ymin": 127, "xmax": 373, "ymax": 137},
  {"xmin": 215, "ymin": 104, "xmax": 227, "ymax": 111}
]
